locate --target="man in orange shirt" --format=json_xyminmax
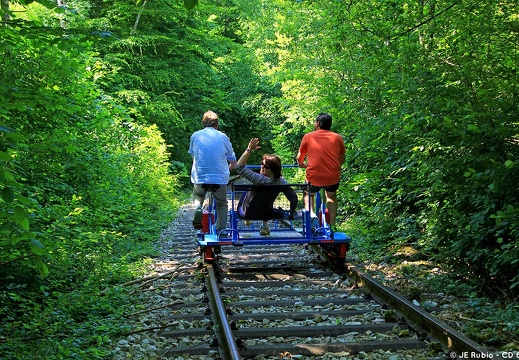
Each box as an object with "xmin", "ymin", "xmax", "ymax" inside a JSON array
[{"xmin": 297, "ymin": 113, "xmax": 345, "ymax": 232}]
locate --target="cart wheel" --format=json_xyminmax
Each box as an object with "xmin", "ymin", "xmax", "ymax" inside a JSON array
[
  {"xmin": 203, "ymin": 246, "xmax": 215, "ymax": 263},
  {"xmin": 320, "ymin": 244, "xmax": 347, "ymax": 263},
  {"xmin": 337, "ymin": 243, "xmax": 348, "ymax": 259}
]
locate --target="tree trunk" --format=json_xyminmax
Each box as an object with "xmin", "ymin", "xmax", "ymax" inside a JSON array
[{"xmin": 133, "ymin": 0, "xmax": 147, "ymax": 33}]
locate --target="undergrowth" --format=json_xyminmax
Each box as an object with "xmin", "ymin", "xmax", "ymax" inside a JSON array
[{"xmin": 0, "ymin": 206, "xmax": 182, "ymax": 359}]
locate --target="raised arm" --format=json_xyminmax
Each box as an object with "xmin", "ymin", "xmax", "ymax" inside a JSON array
[
  {"xmin": 235, "ymin": 138, "xmax": 271, "ymax": 184},
  {"xmin": 237, "ymin": 138, "xmax": 261, "ymax": 166}
]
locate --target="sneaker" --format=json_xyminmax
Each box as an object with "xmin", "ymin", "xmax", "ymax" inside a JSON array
[
  {"xmin": 193, "ymin": 206, "xmax": 203, "ymax": 230},
  {"xmin": 259, "ymin": 227, "xmax": 270, "ymax": 236}
]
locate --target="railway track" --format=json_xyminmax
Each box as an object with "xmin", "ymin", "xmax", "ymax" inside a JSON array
[{"xmin": 113, "ymin": 206, "xmax": 490, "ymax": 360}]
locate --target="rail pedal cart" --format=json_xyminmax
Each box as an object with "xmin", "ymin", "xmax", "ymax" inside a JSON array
[{"xmin": 197, "ymin": 180, "xmax": 351, "ymax": 263}]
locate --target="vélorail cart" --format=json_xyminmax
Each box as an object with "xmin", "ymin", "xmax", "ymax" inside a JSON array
[{"xmin": 197, "ymin": 176, "xmax": 351, "ymax": 263}]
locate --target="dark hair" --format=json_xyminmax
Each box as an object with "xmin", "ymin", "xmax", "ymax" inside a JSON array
[
  {"xmin": 262, "ymin": 154, "xmax": 282, "ymax": 178},
  {"xmin": 316, "ymin": 113, "xmax": 332, "ymax": 130}
]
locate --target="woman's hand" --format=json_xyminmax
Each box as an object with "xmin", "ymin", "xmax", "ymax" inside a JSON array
[
  {"xmin": 238, "ymin": 138, "xmax": 260, "ymax": 166},
  {"xmin": 248, "ymin": 138, "xmax": 261, "ymax": 152}
]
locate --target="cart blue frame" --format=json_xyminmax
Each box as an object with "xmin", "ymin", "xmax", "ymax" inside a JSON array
[{"xmin": 197, "ymin": 179, "xmax": 351, "ymax": 263}]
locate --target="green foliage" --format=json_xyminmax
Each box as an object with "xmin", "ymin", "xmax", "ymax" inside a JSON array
[
  {"xmin": 82, "ymin": 0, "xmax": 278, "ymax": 165},
  {"xmin": 1, "ymin": 0, "xmax": 280, "ymax": 355},
  {"xmin": 238, "ymin": 0, "xmax": 519, "ymax": 295},
  {"xmin": 0, "ymin": 4, "xmax": 180, "ymax": 357},
  {"xmin": 0, "ymin": 124, "xmax": 46, "ymax": 278},
  {"xmin": 2, "ymin": 0, "xmax": 519, "ymax": 356}
]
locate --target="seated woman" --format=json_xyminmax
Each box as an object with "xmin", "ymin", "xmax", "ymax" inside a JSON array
[{"xmin": 235, "ymin": 138, "xmax": 298, "ymax": 235}]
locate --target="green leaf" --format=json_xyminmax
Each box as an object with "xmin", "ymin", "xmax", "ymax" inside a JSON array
[
  {"xmin": 0, "ymin": 125, "xmax": 15, "ymax": 133},
  {"xmin": 20, "ymin": 217, "xmax": 30, "ymax": 230},
  {"xmin": 30, "ymin": 239, "xmax": 45, "ymax": 255},
  {"xmin": 2, "ymin": 187, "xmax": 15, "ymax": 203},
  {"xmin": 0, "ymin": 151, "xmax": 12, "ymax": 161},
  {"xmin": 184, "ymin": 0, "xmax": 198, "ymax": 10},
  {"xmin": 15, "ymin": 195, "xmax": 34, "ymax": 205},
  {"xmin": 13, "ymin": 206, "xmax": 27, "ymax": 221},
  {"xmin": 33, "ymin": 256, "xmax": 49, "ymax": 279}
]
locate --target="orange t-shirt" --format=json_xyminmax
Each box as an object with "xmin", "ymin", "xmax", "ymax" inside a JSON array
[{"xmin": 298, "ymin": 129, "xmax": 345, "ymax": 187}]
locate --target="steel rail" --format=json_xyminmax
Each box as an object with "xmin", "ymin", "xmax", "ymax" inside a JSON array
[
  {"xmin": 344, "ymin": 262, "xmax": 489, "ymax": 356},
  {"xmin": 206, "ymin": 264, "xmax": 242, "ymax": 360}
]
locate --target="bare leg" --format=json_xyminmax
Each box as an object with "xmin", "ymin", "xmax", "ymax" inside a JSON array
[
  {"xmin": 325, "ymin": 190, "xmax": 338, "ymax": 227},
  {"xmin": 303, "ymin": 190, "xmax": 316, "ymax": 218}
]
